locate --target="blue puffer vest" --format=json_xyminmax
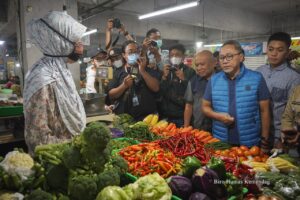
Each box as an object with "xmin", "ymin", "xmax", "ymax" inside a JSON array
[{"xmin": 211, "ymin": 64, "xmax": 262, "ymax": 146}]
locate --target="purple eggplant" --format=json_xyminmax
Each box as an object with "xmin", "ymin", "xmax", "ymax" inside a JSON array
[{"xmin": 167, "ymin": 175, "xmax": 193, "ymax": 199}]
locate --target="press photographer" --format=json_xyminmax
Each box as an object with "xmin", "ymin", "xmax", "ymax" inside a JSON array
[
  {"xmin": 159, "ymin": 44, "xmax": 195, "ymax": 127},
  {"xmin": 107, "ymin": 40, "xmax": 160, "ymax": 120},
  {"xmin": 143, "ymin": 28, "xmax": 163, "ymax": 70}
]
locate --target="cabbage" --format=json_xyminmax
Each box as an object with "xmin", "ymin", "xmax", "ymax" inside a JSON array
[
  {"xmin": 124, "ymin": 173, "xmax": 172, "ymax": 200},
  {"xmin": 96, "ymin": 186, "xmax": 130, "ymax": 200}
]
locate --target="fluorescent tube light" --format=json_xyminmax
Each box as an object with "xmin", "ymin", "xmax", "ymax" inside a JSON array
[
  {"xmin": 0, "ymin": 41, "xmax": 5, "ymax": 45},
  {"xmin": 139, "ymin": 1, "xmax": 200, "ymax": 20},
  {"xmin": 196, "ymin": 41, "xmax": 203, "ymax": 48},
  {"xmin": 82, "ymin": 29, "xmax": 97, "ymax": 36},
  {"xmin": 204, "ymin": 43, "xmax": 222, "ymax": 47},
  {"xmin": 292, "ymin": 36, "xmax": 300, "ymax": 40}
]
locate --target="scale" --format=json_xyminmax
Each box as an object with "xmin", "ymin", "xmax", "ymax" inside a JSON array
[{"xmin": 80, "ymin": 66, "xmax": 113, "ymax": 117}]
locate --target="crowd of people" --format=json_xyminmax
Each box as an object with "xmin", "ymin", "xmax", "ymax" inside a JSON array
[{"xmin": 23, "ymin": 11, "xmax": 300, "ymax": 156}]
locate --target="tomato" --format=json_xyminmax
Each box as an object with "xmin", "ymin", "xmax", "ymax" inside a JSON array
[
  {"xmin": 215, "ymin": 150, "xmax": 221, "ymax": 155},
  {"xmin": 250, "ymin": 146, "xmax": 260, "ymax": 156},
  {"xmin": 244, "ymin": 150, "xmax": 251, "ymax": 157},
  {"xmin": 231, "ymin": 147, "xmax": 239, "ymax": 151},
  {"xmin": 229, "ymin": 152, "xmax": 238, "ymax": 158},
  {"xmin": 221, "ymin": 150, "xmax": 229, "ymax": 157},
  {"xmin": 240, "ymin": 145, "xmax": 249, "ymax": 151},
  {"xmin": 261, "ymin": 157, "xmax": 268, "ymax": 163},
  {"xmin": 254, "ymin": 156, "xmax": 262, "ymax": 162},
  {"xmin": 239, "ymin": 156, "xmax": 248, "ymax": 162},
  {"xmin": 236, "ymin": 149, "xmax": 244, "ymax": 156}
]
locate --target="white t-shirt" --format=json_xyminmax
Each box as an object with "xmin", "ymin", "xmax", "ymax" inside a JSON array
[{"xmin": 86, "ymin": 65, "xmax": 96, "ymax": 93}]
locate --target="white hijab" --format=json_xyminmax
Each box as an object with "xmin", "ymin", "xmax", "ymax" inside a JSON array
[{"xmin": 24, "ymin": 11, "xmax": 87, "ymax": 135}]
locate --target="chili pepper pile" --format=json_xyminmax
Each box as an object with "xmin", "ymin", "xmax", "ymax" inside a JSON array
[
  {"xmin": 119, "ymin": 143, "xmax": 182, "ymax": 178},
  {"xmin": 158, "ymin": 132, "xmax": 213, "ymax": 164},
  {"xmin": 220, "ymin": 156, "xmax": 260, "ymax": 194}
]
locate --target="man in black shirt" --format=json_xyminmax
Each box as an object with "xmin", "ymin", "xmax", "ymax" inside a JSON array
[{"xmin": 108, "ymin": 40, "xmax": 160, "ymax": 120}]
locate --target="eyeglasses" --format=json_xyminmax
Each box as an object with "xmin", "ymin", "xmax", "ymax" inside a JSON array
[{"xmin": 219, "ymin": 52, "xmax": 241, "ymax": 62}]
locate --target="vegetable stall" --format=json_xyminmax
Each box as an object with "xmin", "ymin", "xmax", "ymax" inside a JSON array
[{"xmin": 0, "ymin": 113, "xmax": 299, "ymax": 200}]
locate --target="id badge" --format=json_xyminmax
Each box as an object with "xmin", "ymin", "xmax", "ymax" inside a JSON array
[{"xmin": 132, "ymin": 95, "xmax": 139, "ymax": 107}]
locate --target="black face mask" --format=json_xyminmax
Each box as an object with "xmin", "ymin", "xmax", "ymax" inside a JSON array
[
  {"xmin": 40, "ymin": 18, "xmax": 82, "ymax": 60},
  {"xmin": 68, "ymin": 51, "xmax": 82, "ymax": 62}
]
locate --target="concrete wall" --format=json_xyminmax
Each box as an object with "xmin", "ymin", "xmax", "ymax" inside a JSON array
[{"xmin": 18, "ymin": 0, "xmax": 81, "ymax": 89}]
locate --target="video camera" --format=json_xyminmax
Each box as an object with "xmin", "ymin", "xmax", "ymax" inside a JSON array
[{"xmin": 112, "ymin": 18, "xmax": 122, "ymax": 29}]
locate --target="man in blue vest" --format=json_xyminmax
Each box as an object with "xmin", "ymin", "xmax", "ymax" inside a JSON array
[{"xmin": 202, "ymin": 40, "xmax": 271, "ymax": 151}]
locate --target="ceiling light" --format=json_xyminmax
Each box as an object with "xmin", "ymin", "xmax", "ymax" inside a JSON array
[
  {"xmin": 196, "ymin": 41, "xmax": 203, "ymax": 48},
  {"xmin": 15, "ymin": 63, "xmax": 20, "ymax": 67},
  {"xmin": 82, "ymin": 29, "xmax": 97, "ymax": 36},
  {"xmin": 139, "ymin": 1, "xmax": 200, "ymax": 20},
  {"xmin": 204, "ymin": 43, "xmax": 222, "ymax": 47},
  {"xmin": 0, "ymin": 41, "xmax": 5, "ymax": 45},
  {"xmin": 78, "ymin": 60, "xmax": 82, "ymax": 64},
  {"xmin": 292, "ymin": 36, "xmax": 300, "ymax": 40},
  {"xmin": 5, "ymin": 54, "xmax": 9, "ymax": 57}
]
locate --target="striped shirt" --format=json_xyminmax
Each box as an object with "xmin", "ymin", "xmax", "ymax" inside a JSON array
[{"xmin": 256, "ymin": 62, "xmax": 300, "ymax": 139}]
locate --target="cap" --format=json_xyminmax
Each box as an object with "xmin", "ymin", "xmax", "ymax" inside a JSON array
[
  {"xmin": 86, "ymin": 47, "xmax": 107, "ymax": 59},
  {"xmin": 108, "ymin": 47, "xmax": 122, "ymax": 58}
]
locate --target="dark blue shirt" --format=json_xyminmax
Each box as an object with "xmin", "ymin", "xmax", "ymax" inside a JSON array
[{"xmin": 203, "ymin": 73, "xmax": 270, "ymax": 144}]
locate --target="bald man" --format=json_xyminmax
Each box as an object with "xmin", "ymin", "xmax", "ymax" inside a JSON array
[{"xmin": 184, "ymin": 50, "xmax": 216, "ymax": 130}]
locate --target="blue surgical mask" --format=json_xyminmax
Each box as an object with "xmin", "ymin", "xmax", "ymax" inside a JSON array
[
  {"xmin": 147, "ymin": 51, "xmax": 156, "ymax": 64},
  {"xmin": 127, "ymin": 53, "xmax": 139, "ymax": 65},
  {"xmin": 155, "ymin": 39, "xmax": 163, "ymax": 48}
]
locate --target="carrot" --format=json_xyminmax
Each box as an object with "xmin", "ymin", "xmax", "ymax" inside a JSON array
[
  {"xmin": 201, "ymin": 135, "xmax": 213, "ymax": 143},
  {"xmin": 165, "ymin": 123, "xmax": 174, "ymax": 131},
  {"xmin": 180, "ymin": 126, "xmax": 193, "ymax": 132},
  {"xmin": 207, "ymin": 138, "xmax": 220, "ymax": 143}
]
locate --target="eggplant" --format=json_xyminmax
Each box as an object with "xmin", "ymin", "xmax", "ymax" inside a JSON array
[
  {"xmin": 189, "ymin": 192, "xmax": 212, "ymax": 200},
  {"xmin": 110, "ymin": 128, "xmax": 124, "ymax": 138},
  {"xmin": 192, "ymin": 167, "xmax": 227, "ymax": 199},
  {"xmin": 167, "ymin": 175, "xmax": 193, "ymax": 200}
]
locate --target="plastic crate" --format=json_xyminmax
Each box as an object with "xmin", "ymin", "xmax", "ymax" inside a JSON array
[{"xmin": 0, "ymin": 105, "xmax": 23, "ymax": 117}]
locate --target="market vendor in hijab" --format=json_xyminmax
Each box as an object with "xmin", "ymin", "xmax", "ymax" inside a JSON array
[{"xmin": 23, "ymin": 11, "xmax": 87, "ymax": 154}]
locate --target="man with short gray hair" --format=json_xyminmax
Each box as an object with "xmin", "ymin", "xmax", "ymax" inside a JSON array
[{"xmin": 184, "ymin": 50, "xmax": 216, "ymax": 131}]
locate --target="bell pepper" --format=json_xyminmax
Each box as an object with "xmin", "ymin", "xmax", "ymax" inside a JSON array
[
  {"xmin": 181, "ymin": 156, "xmax": 201, "ymax": 178},
  {"xmin": 206, "ymin": 157, "xmax": 226, "ymax": 180}
]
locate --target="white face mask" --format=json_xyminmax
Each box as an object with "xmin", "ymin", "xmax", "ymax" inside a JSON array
[
  {"xmin": 170, "ymin": 56, "xmax": 182, "ymax": 65},
  {"xmin": 113, "ymin": 59, "xmax": 123, "ymax": 68}
]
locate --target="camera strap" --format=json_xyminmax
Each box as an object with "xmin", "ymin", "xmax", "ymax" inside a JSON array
[{"xmin": 112, "ymin": 31, "xmax": 121, "ymax": 47}]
